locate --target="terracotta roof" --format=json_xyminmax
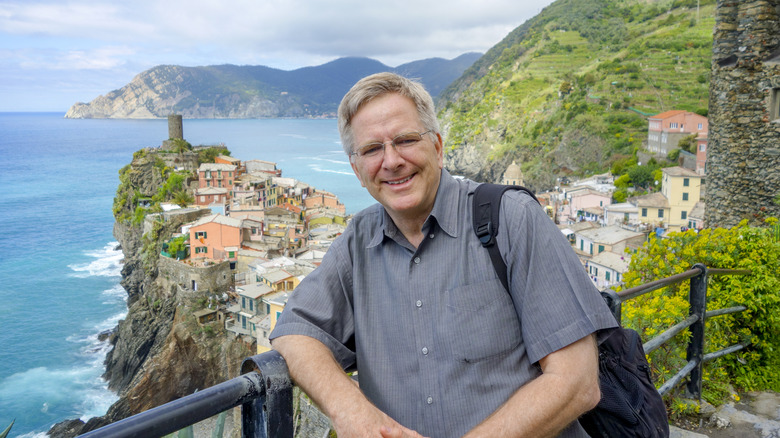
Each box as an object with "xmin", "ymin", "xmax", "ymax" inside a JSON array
[{"xmin": 649, "ymin": 110, "xmax": 686, "ymax": 120}]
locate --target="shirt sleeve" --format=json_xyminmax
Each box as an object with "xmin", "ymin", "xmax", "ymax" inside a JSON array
[
  {"xmin": 269, "ymin": 229, "xmax": 357, "ymax": 370},
  {"xmin": 497, "ymin": 191, "xmax": 618, "ymax": 364}
]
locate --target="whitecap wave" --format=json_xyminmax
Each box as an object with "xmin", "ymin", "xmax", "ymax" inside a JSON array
[
  {"xmin": 307, "ymin": 165, "xmax": 355, "ymax": 176},
  {"xmin": 102, "ymin": 283, "xmax": 127, "ymax": 305},
  {"xmin": 68, "ymin": 242, "xmax": 123, "ymax": 278},
  {"xmin": 280, "ymin": 133, "xmax": 307, "ymax": 139},
  {"xmin": 309, "ymin": 156, "xmax": 350, "ymax": 165}
]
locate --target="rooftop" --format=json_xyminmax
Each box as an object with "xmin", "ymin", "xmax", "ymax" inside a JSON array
[{"xmin": 578, "ymin": 225, "xmax": 645, "ymax": 245}]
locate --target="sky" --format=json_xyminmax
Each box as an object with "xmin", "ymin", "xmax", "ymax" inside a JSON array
[{"xmin": 0, "ymin": 0, "xmax": 556, "ymax": 112}]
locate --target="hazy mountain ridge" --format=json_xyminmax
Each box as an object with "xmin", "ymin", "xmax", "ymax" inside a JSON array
[
  {"xmin": 437, "ymin": 0, "xmax": 715, "ymax": 189},
  {"xmin": 64, "ymin": 54, "xmax": 482, "ymax": 119}
]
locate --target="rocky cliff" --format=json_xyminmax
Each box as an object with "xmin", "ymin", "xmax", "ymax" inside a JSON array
[
  {"xmin": 64, "ymin": 54, "xmax": 482, "ymax": 119},
  {"xmin": 49, "ymin": 149, "xmax": 253, "ymax": 437}
]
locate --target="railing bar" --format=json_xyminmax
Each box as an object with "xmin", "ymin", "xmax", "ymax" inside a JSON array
[
  {"xmin": 658, "ymin": 358, "xmax": 700, "ymax": 396},
  {"xmin": 618, "ymin": 267, "xmax": 703, "ymax": 301},
  {"xmin": 643, "ymin": 314, "xmax": 699, "ymax": 354},
  {"xmin": 79, "ymin": 373, "xmax": 265, "ymax": 438},
  {"xmin": 707, "ymin": 268, "xmax": 751, "ymax": 276},
  {"xmin": 703, "ymin": 344, "xmax": 749, "ymax": 363},
  {"xmin": 706, "ymin": 306, "xmax": 748, "ymax": 318}
]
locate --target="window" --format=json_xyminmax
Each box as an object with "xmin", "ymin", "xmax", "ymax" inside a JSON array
[
  {"xmin": 249, "ymin": 300, "xmax": 254, "ymax": 311},
  {"xmin": 589, "ymin": 243, "xmax": 593, "ymax": 255},
  {"xmin": 195, "ymin": 231, "xmax": 207, "ymax": 239},
  {"xmin": 580, "ymin": 239, "xmax": 584, "ymax": 251},
  {"xmin": 598, "ymin": 245, "xmax": 605, "ymax": 254},
  {"xmin": 593, "ymin": 267, "xmax": 599, "ymax": 276},
  {"xmin": 642, "ymin": 208, "xmax": 648, "ymax": 217},
  {"xmin": 683, "ymin": 193, "xmax": 689, "ymax": 201},
  {"xmin": 229, "ymin": 251, "xmax": 235, "ymax": 258},
  {"xmin": 699, "ymin": 143, "xmax": 706, "ymax": 152},
  {"xmin": 606, "ymin": 272, "xmax": 611, "ymax": 281},
  {"xmin": 683, "ymin": 178, "xmax": 690, "ymax": 187},
  {"xmin": 658, "ymin": 209, "xmax": 664, "ymax": 218},
  {"xmin": 266, "ymin": 304, "xmax": 271, "ymax": 314},
  {"xmin": 682, "ymin": 211, "xmax": 687, "ymax": 220},
  {"xmin": 670, "ymin": 122, "xmax": 678, "ymax": 128},
  {"xmin": 195, "ymin": 246, "xmax": 207, "ymax": 254},
  {"xmin": 242, "ymin": 297, "xmax": 246, "ymax": 308},
  {"xmin": 698, "ymin": 123, "xmax": 703, "ymax": 130}
]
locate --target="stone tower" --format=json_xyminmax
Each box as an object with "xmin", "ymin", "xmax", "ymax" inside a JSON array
[
  {"xmin": 168, "ymin": 114, "xmax": 183, "ymax": 140},
  {"xmin": 502, "ymin": 161, "xmax": 524, "ymax": 186},
  {"xmin": 706, "ymin": 1, "xmax": 780, "ymax": 227}
]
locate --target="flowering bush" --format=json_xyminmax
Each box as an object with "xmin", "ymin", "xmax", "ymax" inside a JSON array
[{"xmin": 619, "ymin": 218, "xmax": 780, "ymax": 407}]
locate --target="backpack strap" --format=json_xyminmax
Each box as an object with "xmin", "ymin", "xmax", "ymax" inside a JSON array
[{"xmin": 472, "ymin": 183, "xmax": 539, "ymax": 291}]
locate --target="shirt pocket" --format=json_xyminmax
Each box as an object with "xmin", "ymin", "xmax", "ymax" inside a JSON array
[{"xmin": 444, "ymin": 278, "xmax": 522, "ymax": 362}]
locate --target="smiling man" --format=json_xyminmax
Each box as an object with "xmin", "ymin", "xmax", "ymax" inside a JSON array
[{"xmin": 270, "ymin": 73, "xmax": 617, "ymax": 438}]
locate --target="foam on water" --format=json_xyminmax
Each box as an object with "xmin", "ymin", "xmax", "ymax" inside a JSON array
[{"xmin": 68, "ymin": 242, "xmax": 123, "ymax": 278}]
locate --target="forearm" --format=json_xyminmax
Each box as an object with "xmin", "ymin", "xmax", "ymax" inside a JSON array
[
  {"xmin": 465, "ymin": 335, "xmax": 600, "ymax": 438},
  {"xmin": 271, "ymin": 334, "xmax": 364, "ymax": 421}
]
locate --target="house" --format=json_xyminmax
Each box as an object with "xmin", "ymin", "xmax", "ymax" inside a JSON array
[
  {"xmin": 259, "ymin": 268, "xmax": 299, "ymax": 292},
  {"xmin": 587, "ymin": 251, "xmax": 630, "ymax": 290},
  {"xmin": 195, "ymin": 187, "xmax": 229, "ymax": 207},
  {"xmin": 256, "ymin": 290, "xmax": 290, "ymax": 353},
  {"xmin": 303, "ymin": 191, "xmax": 346, "ymax": 214},
  {"xmin": 629, "ymin": 193, "xmax": 671, "ymax": 228},
  {"xmin": 225, "ymin": 282, "xmax": 275, "ymax": 338},
  {"xmin": 603, "ymin": 202, "xmax": 639, "ymax": 227},
  {"xmin": 695, "ymin": 132, "xmax": 707, "ymax": 175},
  {"xmin": 687, "ymin": 201, "xmax": 706, "ymax": 231},
  {"xmin": 198, "ymin": 163, "xmax": 237, "ymax": 190},
  {"xmin": 646, "ymin": 110, "xmax": 708, "ymax": 156},
  {"xmin": 244, "ymin": 159, "xmax": 282, "ymax": 177},
  {"xmin": 188, "ymin": 214, "xmax": 261, "ymax": 262},
  {"xmin": 661, "ymin": 166, "xmax": 703, "ymax": 232},
  {"xmin": 562, "ymin": 187, "xmax": 612, "ymax": 223},
  {"xmin": 575, "ymin": 225, "xmax": 646, "ymax": 259}
]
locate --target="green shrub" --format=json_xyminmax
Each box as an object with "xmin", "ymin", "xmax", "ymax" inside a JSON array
[{"xmin": 621, "ymin": 219, "xmax": 780, "ymax": 406}]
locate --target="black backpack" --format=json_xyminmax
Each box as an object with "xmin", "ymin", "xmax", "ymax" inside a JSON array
[{"xmin": 472, "ymin": 183, "xmax": 669, "ymax": 438}]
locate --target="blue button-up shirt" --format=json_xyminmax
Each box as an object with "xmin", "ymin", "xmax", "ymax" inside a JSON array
[{"xmin": 271, "ymin": 169, "xmax": 617, "ymax": 437}]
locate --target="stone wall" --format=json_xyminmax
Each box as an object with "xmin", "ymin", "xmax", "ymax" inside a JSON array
[
  {"xmin": 158, "ymin": 255, "xmax": 233, "ymax": 297},
  {"xmin": 706, "ymin": 0, "xmax": 780, "ymax": 227}
]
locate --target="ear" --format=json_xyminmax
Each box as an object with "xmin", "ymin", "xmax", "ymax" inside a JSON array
[
  {"xmin": 434, "ymin": 132, "xmax": 444, "ymax": 169},
  {"xmin": 350, "ymin": 159, "xmax": 366, "ymax": 187}
]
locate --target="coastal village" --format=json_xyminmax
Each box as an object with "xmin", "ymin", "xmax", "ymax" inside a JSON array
[{"xmin": 144, "ymin": 109, "xmax": 710, "ymax": 356}]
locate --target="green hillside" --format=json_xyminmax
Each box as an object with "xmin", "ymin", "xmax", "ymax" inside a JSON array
[{"xmin": 438, "ymin": 0, "xmax": 715, "ymax": 188}]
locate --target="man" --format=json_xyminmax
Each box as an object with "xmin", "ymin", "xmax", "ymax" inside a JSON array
[{"xmin": 270, "ymin": 72, "xmax": 617, "ymax": 438}]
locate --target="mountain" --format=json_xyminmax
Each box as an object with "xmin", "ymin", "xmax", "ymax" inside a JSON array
[
  {"xmin": 64, "ymin": 54, "xmax": 482, "ymax": 119},
  {"xmin": 437, "ymin": 0, "xmax": 715, "ymax": 190}
]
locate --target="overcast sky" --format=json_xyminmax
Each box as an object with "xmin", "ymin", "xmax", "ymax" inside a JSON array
[{"xmin": 0, "ymin": 0, "xmax": 555, "ymax": 112}]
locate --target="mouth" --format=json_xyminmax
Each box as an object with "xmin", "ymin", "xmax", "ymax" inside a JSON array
[{"xmin": 385, "ymin": 174, "xmax": 414, "ymax": 186}]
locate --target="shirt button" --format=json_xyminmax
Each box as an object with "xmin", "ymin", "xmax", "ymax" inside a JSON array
[
  {"xmin": 429, "ymin": 233, "xmax": 435, "ymax": 239},
  {"xmin": 427, "ymin": 396, "xmax": 433, "ymax": 405},
  {"xmin": 416, "ymin": 300, "xmax": 422, "ymax": 308},
  {"xmin": 413, "ymin": 256, "xmax": 421, "ymax": 264},
  {"xmin": 422, "ymin": 347, "xmax": 429, "ymax": 355}
]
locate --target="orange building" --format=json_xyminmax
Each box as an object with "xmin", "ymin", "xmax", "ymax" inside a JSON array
[
  {"xmin": 647, "ymin": 110, "xmax": 708, "ymax": 156},
  {"xmin": 189, "ymin": 214, "xmax": 243, "ymax": 262}
]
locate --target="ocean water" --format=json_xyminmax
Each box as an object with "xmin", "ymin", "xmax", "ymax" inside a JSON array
[{"xmin": 0, "ymin": 113, "xmax": 374, "ymax": 437}]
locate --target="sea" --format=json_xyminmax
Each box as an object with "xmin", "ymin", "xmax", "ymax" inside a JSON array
[{"xmin": 0, "ymin": 112, "xmax": 375, "ymax": 437}]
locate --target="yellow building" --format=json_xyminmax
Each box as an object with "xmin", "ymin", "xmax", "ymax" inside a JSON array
[
  {"xmin": 661, "ymin": 167, "xmax": 703, "ymax": 231},
  {"xmin": 256, "ymin": 290, "xmax": 290, "ymax": 354}
]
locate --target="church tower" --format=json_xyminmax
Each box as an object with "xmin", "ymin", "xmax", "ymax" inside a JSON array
[{"xmin": 502, "ymin": 161, "xmax": 524, "ymax": 186}]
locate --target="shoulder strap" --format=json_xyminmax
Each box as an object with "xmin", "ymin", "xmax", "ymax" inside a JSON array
[{"xmin": 472, "ymin": 183, "xmax": 539, "ymax": 291}]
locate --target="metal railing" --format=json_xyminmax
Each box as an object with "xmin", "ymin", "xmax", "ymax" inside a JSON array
[
  {"xmin": 80, "ymin": 263, "xmax": 752, "ymax": 437},
  {"xmin": 601, "ymin": 263, "xmax": 752, "ymax": 399}
]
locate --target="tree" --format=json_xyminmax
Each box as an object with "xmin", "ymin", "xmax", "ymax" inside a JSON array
[
  {"xmin": 172, "ymin": 189, "xmax": 194, "ymax": 207},
  {"xmin": 627, "ymin": 165, "xmax": 653, "ymax": 189}
]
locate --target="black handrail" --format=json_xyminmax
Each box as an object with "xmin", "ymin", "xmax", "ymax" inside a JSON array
[{"xmin": 80, "ymin": 264, "xmax": 753, "ymax": 437}]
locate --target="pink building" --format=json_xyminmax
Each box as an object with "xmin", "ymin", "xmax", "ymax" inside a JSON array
[
  {"xmin": 198, "ymin": 163, "xmax": 237, "ymax": 190},
  {"xmin": 647, "ymin": 110, "xmax": 709, "ymax": 156},
  {"xmin": 563, "ymin": 187, "xmax": 611, "ymax": 223}
]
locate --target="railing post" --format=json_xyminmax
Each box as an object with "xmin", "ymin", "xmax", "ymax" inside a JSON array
[
  {"xmin": 686, "ymin": 263, "xmax": 708, "ymax": 400},
  {"xmin": 240, "ymin": 350, "xmax": 294, "ymax": 438}
]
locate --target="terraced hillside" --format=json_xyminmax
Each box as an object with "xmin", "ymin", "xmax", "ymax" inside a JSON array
[{"xmin": 438, "ymin": 0, "xmax": 715, "ymax": 189}]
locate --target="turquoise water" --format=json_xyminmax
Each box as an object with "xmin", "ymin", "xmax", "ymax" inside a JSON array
[{"xmin": 0, "ymin": 113, "xmax": 374, "ymax": 437}]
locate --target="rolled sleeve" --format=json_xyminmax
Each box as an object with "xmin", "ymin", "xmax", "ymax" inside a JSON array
[
  {"xmin": 498, "ymin": 191, "xmax": 618, "ymax": 364},
  {"xmin": 270, "ymin": 233, "xmax": 357, "ymax": 370}
]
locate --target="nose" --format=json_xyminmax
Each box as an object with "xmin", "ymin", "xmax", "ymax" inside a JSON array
[{"xmin": 381, "ymin": 141, "xmax": 405, "ymax": 169}]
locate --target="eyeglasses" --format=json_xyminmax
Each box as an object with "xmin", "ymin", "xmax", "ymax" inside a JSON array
[{"xmin": 350, "ymin": 130, "xmax": 433, "ymax": 163}]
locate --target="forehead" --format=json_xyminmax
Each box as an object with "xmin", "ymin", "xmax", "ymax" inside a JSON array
[{"xmin": 351, "ymin": 93, "xmax": 422, "ymax": 142}]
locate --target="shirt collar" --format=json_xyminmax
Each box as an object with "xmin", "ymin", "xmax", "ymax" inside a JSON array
[{"xmin": 366, "ymin": 169, "xmax": 459, "ymax": 249}]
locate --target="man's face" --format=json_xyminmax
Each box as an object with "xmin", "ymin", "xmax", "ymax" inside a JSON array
[{"xmin": 349, "ymin": 93, "xmax": 443, "ymax": 224}]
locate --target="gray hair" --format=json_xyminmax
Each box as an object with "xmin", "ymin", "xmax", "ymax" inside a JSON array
[{"xmin": 338, "ymin": 72, "xmax": 440, "ymax": 155}]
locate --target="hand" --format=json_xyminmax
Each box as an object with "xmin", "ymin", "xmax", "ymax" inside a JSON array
[{"xmin": 331, "ymin": 400, "xmax": 427, "ymax": 438}]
